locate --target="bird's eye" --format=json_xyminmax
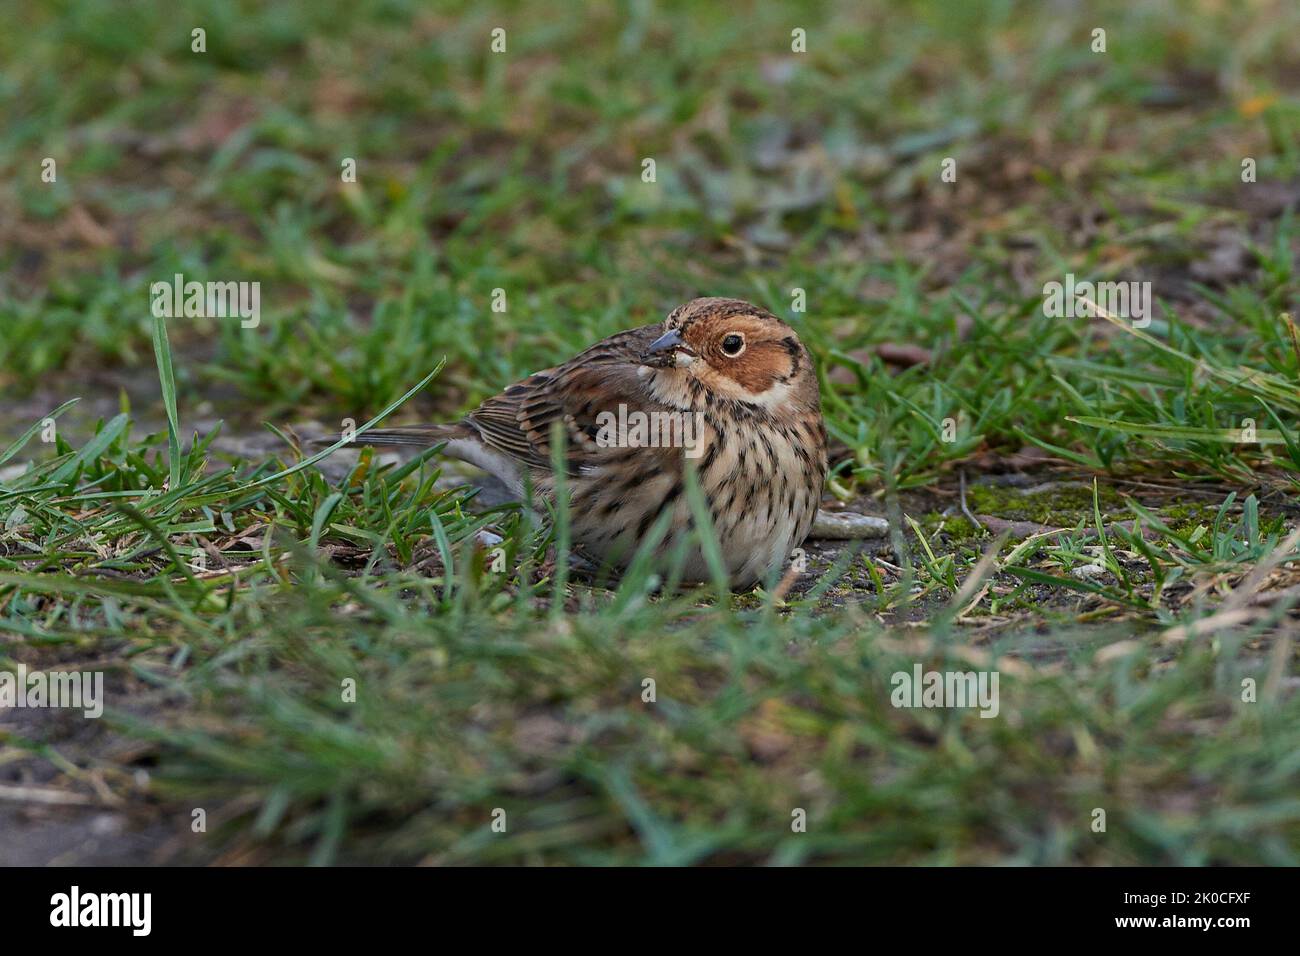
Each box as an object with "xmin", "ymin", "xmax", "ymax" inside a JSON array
[{"xmin": 721, "ymin": 333, "xmax": 745, "ymax": 356}]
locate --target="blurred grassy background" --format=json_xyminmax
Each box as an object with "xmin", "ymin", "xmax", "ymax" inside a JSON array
[{"xmin": 3, "ymin": 0, "xmax": 1298, "ymax": 484}]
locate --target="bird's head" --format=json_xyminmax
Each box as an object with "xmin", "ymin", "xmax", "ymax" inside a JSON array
[{"xmin": 639, "ymin": 297, "xmax": 817, "ymax": 411}]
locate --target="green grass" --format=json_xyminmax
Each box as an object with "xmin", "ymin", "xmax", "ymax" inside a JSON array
[{"xmin": 1, "ymin": 0, "xmax": 1298, "ymax": 865}]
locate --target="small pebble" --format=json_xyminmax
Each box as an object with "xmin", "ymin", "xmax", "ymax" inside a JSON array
[
  {"xmin": 90, "ymin": 813, "xmax": 126, "ymax": 837},
  {"xmin": 1072, "ymin": 563, "xmax": 1107, "ymax": 579}
]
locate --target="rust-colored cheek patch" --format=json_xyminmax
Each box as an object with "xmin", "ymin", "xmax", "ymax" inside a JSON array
[{"xmin": 725, "ymin": 347, "xmax": 785, "ymax": 393}]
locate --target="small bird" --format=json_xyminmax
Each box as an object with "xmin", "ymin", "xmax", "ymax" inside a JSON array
[{"xmin": 354, "ymin": 297, "xmax": 828, "ymax": 587}]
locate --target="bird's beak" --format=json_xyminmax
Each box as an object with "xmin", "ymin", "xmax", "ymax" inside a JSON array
[{"xmin": 643, "ymin": 328, "xmax": 696, "ymax": 367}]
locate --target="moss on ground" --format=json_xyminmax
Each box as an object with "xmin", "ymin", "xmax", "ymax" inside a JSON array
[{"xmin": 966, "ymin": 481, "xmax": 1125, "ymax": 525}]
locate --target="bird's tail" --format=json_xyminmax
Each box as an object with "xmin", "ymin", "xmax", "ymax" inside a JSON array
[{"xmin": 312, "ymin": 423, "xmax": 473, "ymax": 448}]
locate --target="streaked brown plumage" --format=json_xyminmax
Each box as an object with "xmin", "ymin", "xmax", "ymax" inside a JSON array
[{"xmin": 356, "ymin": 297, "xmax": 828, "ymax": 587}]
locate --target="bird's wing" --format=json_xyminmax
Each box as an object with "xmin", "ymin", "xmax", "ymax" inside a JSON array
[{"xmin": 466, "ymin": 324, "xmax": 665, "ymax": 476}]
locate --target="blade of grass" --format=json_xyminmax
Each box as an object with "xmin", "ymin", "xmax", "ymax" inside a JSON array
[{"xmin": 151, "ymin": 311, "xmax": 184, "ymax": 489}]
